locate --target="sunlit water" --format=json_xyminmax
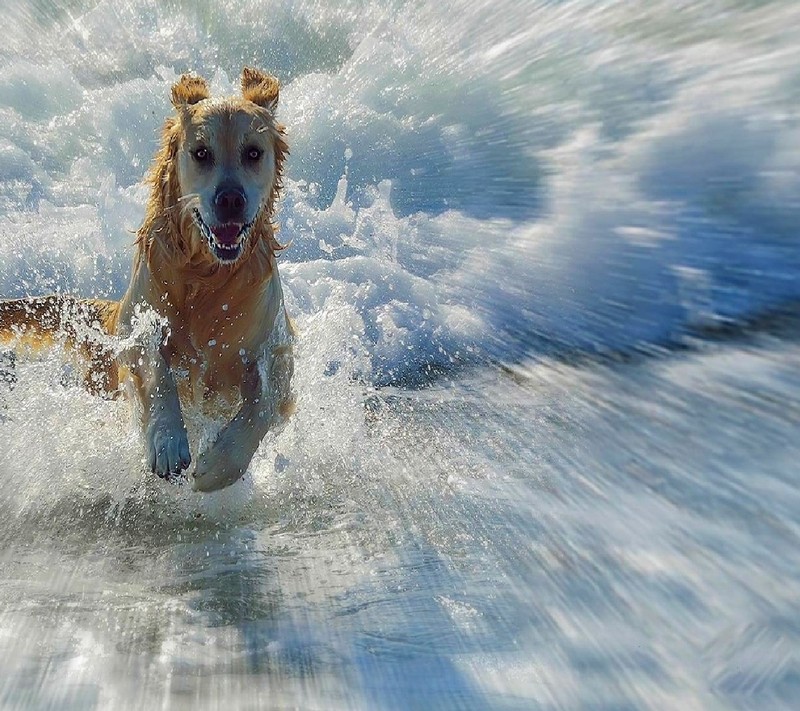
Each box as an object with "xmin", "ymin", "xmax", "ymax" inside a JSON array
[{"xmin": 1, "ymin": 1, "xmax": 800, "ymax": 708}]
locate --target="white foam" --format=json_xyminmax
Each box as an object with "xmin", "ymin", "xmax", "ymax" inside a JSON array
[
  {"xmin": 1, "ymin": 5, "xmax": 799, "ymax": 708},
  {"xmin": 0, "ymin": 1, "xmax": 798, "ymax": 407}
]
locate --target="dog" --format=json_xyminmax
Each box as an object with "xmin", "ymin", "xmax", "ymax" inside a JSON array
[{"xmin": 0, "ymin": 67, "xmax": 295, "ymax": 492}]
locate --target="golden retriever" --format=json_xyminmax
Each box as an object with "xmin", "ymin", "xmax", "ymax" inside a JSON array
[{"xmin": 0, "ymin": 67, "xmax": 295, "ymax": 492}]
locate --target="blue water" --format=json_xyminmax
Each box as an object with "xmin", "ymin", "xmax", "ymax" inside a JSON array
[{"xmin": 0, "ymin": 0, "xmax": 799, "ymax": 708}]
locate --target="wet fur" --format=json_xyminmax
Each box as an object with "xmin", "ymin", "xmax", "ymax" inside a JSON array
[{"xmin": 0, "ymin": 68, "xmax": 294, "ymax": 492}]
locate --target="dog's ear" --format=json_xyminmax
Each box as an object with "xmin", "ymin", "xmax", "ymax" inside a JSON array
[
  {"xmin": 241, "ymin": 67, "xmax": 279, "ymax": 112},
  {"xmin": 171, "ymin": 74, "xmax": 210, "ymax": 108}
]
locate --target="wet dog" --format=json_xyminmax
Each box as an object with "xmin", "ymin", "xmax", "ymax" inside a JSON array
[{"xmin": 0, "ymin": 68, "xmax": 295, "ymax": 492}]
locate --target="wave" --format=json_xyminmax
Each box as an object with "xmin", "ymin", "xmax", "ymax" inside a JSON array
[{"xmin": 1, "ymin": 0, "xmax": 799, "ymax": 383}]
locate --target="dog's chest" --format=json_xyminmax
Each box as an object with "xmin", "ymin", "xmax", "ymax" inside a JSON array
[
  {"xmin": 168, "ymin": 286, "xmax": 278, "ymax": 403},
  {"xmin": 177, "ymin": 348, "xmax": 246, "ymax": 406}
]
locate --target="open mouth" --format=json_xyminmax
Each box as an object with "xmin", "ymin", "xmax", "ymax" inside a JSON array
[{"xmin": 192, "ymin": 208, "xmax": 254, "ymax": 263}]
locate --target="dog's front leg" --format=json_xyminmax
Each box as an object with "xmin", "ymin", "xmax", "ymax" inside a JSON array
[
  {"xmin": 140, "ymin": 344, "xmax": 191, "ymax": 479},
  {"xmin": 192, "ymin": 343, "xmax": 294, "ymax": 492},
  {"xmin": 121, "ymin": 326, "xmax": 191, "ymax": 480}
]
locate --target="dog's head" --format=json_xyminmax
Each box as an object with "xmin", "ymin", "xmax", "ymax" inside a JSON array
[{"xmin": 152, "ymin": 68, "xmax": 287, "ymax": 265}]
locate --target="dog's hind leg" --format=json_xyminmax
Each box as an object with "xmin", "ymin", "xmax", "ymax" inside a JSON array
[
  {"xmin": 0, "ymin": 349, "xmax": 15, "ymax": 423},
  {"xmin": 0, "ymin": 295, "xmax": 121, "ymax": 396},
  {"xmin": 0, "ymin": 350, "xmax": 16, "ymax": 389}
]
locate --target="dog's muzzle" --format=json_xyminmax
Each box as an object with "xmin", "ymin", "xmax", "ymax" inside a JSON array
[{"xmin": 192, "ymin": 208, "xmax": 255, "ymax": 263}]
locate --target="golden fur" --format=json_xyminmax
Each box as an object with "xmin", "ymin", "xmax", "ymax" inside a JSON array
[{"xmin": 0, "ymin": 68, "xmax": 295, "ymax": 492}]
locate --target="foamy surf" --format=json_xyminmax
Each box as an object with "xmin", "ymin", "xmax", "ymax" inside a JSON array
[{"xmin": 1, "ymin": 1, "xmax": 800, "ymax": 709}]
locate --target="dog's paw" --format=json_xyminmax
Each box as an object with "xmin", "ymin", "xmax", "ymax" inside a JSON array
[
  {"xmin": 191, "ymin": 439, "xmax": 250, "ymax": 493},
  {"xmin": 145, "ymin": 416, "xmax": 191, "ymax": 479}
]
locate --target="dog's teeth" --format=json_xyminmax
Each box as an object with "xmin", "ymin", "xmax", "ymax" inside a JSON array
[{"xmin": 192, "ymin": 211, "xmax": 255, "ymax": 261}]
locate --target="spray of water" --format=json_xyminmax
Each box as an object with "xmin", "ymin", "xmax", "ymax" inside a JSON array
[{"xmin": 1, "ymin": 1, "xmax": 799, "ymax": 708}]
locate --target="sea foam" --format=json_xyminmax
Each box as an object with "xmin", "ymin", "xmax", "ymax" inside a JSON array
[{"xmin": 0, "ymin": 0, "xmax": 798, "ymax": 383}]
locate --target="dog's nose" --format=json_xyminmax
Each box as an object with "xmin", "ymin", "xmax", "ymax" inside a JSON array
[{"xmin": 213, "ymin": 187, "xmax": 247, "ymax": 223}]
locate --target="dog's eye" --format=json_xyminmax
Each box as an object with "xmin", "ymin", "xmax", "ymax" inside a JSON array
[
  {"xmin": 193, "ymin": 147, "xmax": 210, "ymax": 162},
  {"xmin": 245, "ymin": 147, "xmax": 263, "ymax": 162}
]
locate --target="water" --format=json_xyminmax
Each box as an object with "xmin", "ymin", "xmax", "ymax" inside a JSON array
[{"xmin": 1, "ymin": 0, "xmax": 799, "ymax": 708}]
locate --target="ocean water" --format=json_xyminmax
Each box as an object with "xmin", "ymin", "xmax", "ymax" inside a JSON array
[{"xmin": 1, "ymin": 0, "xmax": 799, "ymax": 708}]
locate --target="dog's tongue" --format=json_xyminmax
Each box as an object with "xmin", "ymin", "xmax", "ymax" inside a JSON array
[{"xmin": 211, "ymin": 223, "xmax": 242, "ymax": 245}]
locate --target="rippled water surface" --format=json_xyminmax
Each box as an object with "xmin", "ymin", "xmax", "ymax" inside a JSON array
[{"xmin": 1, "ymin": 1, "xmax": 799, "ymax": 708}]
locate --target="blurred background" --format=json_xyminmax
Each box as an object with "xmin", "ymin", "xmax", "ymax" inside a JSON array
[{"xmin": 0, "ymin": 1, "xmax": 799, "ymax": 708}]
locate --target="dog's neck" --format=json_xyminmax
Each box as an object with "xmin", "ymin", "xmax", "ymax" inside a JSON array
[{"xmin": 137, "ymin": 212, "xmax": 277, "ymax": 314}]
